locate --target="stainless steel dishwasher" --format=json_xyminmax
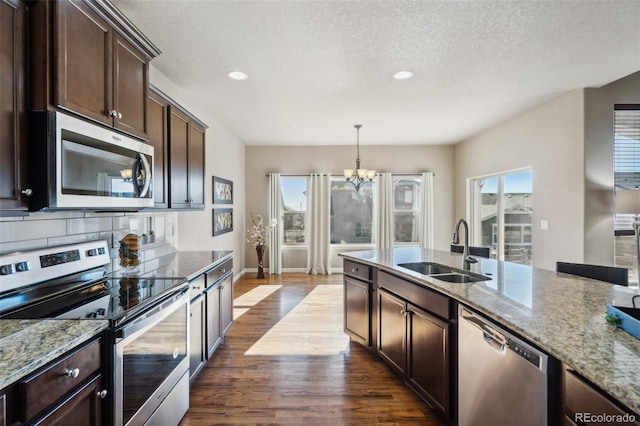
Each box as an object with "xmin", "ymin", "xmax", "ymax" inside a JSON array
[{"xmin": 458, "ymin": 306, "xmax": 551, "ymax": 426}]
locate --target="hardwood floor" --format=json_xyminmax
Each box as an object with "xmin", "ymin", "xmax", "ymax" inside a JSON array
[{"xmin": 181, "ymin": 273, "xmax": 448, "ymax": 426}]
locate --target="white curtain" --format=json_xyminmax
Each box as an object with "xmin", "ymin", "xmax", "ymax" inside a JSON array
[
  {"xmin": 268, "ymin": 173, "xmax": 282, "ymax": 274},
  {"xmin": 307, "ymin": 173, "xmax": 331, "ymax": 274},
  {"xmin": 419, "ymin": 172, "xmax": 435, "ymax": 249},
  {"xmin": 376, "ymin": 173, "xmax": 394, "ymax": 250}
]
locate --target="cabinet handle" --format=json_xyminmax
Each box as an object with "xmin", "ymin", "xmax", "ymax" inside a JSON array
[
  {"xmin": 363, "ymin": 290, "xmax": 368, "ymax": 296},
  {"xmin": 64, "ymin": 368, "xmax": 80, "ymax": 378},
  {"xmin": 352, "ymin": 268, "xmax": 357, "ymax": 273},
  {"xmin": 108, "ymin": 109, "xmax": 118, "ymax": 117},
  {"xmin": 192, "ymin": 286, "xmax": 200, "ymax": 290},
  {"xmin": 96, "ymin": 389, "xmax": 108, "ymax": 399},
  {"xmin": 117, "ymin": 112, "xmax": 123, "ymax": 119},
  {"xmin": 21, "ymin": 188, "xmax": 33, "ymax": 196},
  {"xmin": 220, "ymin": 285, "xmax": 225, "ymax": 290}
]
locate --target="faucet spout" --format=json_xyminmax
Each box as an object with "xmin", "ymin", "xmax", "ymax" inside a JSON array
[{"xmin": 452, "ymin": 218, "xmax": 477, "ymax": 270}]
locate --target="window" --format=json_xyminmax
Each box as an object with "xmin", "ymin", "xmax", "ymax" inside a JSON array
[
  {"xmin": 470, "ymin": 169, "xmax": 532, "ymax": 265},
  {"xmin": 393, "ymin": 176, "xmax": 421, "ymax": 244},
  {"xmin": 614, "ymin": 106, "xmax": 640, "ymax": 191},
  {"xmin": 281, "ymin": 177, "xmax": 307, "ymax": 244},
  {"xmin": 330, "ymin": 179, "xmax": 376, "ymax": 244}
]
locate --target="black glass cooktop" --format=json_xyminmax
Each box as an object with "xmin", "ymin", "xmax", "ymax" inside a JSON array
[{"xmin": 0, "ymin": 266, "xmax": 187, "ymax": 326}]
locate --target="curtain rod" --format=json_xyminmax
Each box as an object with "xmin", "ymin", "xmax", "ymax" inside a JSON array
[{"xmin": 266, "ymin": 172, "xmax": 434, "ymax": 177}]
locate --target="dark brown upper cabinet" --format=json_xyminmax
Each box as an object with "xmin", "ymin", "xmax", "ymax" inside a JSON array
[
  {"xmin": 169, "ymin": 106, "xmax": 206, "ymax": 209},
  {"xmin": 29, "ymin": 0, "xmax": 160, "ymax": 139},
  {"xmin": 0, "ymin": 0, "xmax": 29, "ymax": 211},
  {"xmin": 148, "ymin": 87, "xmax": 169, "ymax": 208}
]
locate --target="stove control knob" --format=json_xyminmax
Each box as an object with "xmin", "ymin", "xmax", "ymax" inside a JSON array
[
  {"xmin": 86, "ymin": 311, "xmax": 98, "ymax": 318},
  {"xmin": 96, "ymin": 308, "xmax": 106, "ymax": 316},
  {"xmin": 87, "ymin": 249, "xmax": 97, "ymax": 257},
  {"xmin": 15, "ymin": 261, "xmax": 30, "ymax": 272},
  {"xmin": 0, "ymin": 264, "xmax": 16, "ymax": 275}
]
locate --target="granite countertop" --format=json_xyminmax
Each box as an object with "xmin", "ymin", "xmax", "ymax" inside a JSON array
[
  {"xmin": 340, "ymin": 247, "xmax": 640, "ymax": 416},
  {"xmin": 112, "ymin": 250, "xmax": 234, "ymax": 281},
  {"xmin": 0, "ymin": 319, "xmax": 108, "ymax": 390},
  {"xmin": 1, "ymin": 249, "xmax": 233, "ymax": 392}
]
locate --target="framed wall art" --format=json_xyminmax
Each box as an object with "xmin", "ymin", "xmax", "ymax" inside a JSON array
[
  {"xmin": 212, "ymin": 208, "xmax": 233, "ymax": 236},
  {"xmin": 213, "ymin": 176, "xmax": 233, "ymax": 204}
]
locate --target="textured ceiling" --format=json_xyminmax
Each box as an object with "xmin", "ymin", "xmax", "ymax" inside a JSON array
[{"xmin": 113, "ymin": 0, "xmax": 640, "ymax": 146}]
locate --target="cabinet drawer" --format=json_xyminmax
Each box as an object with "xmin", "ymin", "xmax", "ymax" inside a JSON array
[
  {"xmin": 344, "ymin": 260, "xmax": 371, "ymax": 282},
  {"xmin": 19, "ymin": 338, "xmax": 101, "ymax": 421},
  {"xmin": 206, "ymin": 258, "xmax": 233, "ymax": 287},
  {"xmin": 190, "ymin": 275, "xmax": 206, "ymax": 299},
  {"xmin": 564, "ymin": 369, "xmax": 639, "ymax": 425},
  {"xmin": 378, "ymin": 270, "xmax": 450, "ymax": 320}
]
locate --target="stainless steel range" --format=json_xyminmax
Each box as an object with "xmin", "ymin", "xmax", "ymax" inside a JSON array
[{"xmin": 0, "ymin": 240, "xmax": 190, "ymax": 426}]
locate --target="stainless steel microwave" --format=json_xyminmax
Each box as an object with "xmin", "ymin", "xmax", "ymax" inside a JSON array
[{"xmin": 29, "ymin": 111, "xmax": 154, "ymax": 211}]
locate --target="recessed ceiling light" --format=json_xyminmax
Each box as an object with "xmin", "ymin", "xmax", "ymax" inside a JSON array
[
  {"xmin": 393, "ymin": 71, "xmax": 414, "ymax": 80},
  {"xmin": 227, "ymin": 71, "xmax": 248, "ymax": 80}
]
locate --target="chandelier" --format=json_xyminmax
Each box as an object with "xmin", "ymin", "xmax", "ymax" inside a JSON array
[{"xmin": 344, "ymin": 124, "xmax": 375, "ymax": 191}]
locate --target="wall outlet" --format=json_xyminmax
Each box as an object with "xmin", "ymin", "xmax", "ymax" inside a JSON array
[{"xmin": 540, "ymin": 219, "xmax": 549, "ymax": 230}]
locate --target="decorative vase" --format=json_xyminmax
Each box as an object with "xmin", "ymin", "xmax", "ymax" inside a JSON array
[{"xmin": 256, "ymin": 245, "xmax": 265, "ymax": 279}]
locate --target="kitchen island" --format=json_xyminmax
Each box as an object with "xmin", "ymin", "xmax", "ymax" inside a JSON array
[{"xmin": 340, "ymin": 247, "xmax": 640, "ymax": 418}]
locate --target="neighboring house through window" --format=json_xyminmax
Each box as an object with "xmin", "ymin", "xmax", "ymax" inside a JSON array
[{"xmin": 281, "ymin": 177, "xmax": 307, "ymax": 245}]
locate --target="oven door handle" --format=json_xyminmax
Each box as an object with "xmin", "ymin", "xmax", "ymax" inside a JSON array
[{"xmin": 116, "ymin": 286, "xmax": 188, "ymax": 340}]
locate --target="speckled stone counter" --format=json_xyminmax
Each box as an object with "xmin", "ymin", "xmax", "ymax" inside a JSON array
[
  {"xmin": 0, "ymin": 319, "xmax": 108, "ymax": 390},
  {"xmin": 112, "ymin": 250, "xmax": 233, "ymax": 281},
  {"xmin": 340, "ymin": 247, "xmax": 640, "ymax": 416}
]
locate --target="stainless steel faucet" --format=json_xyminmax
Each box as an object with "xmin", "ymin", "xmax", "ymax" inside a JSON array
[{"xmin": 452, "ymin": 218, "xmax": 477, "ymax": 270}]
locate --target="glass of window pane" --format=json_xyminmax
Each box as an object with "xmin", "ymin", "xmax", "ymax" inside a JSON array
[
  {"xmin": 330, "ymin": 180, "xmax": 375, "ymax": 244},
  {"xmin": 281, "ymin": 178, "xmax": 307, "ymax": 244}
]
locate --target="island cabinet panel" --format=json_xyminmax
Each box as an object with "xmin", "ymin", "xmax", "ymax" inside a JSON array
[
  {"xmin": 0, "ymin": 0, "xmax": 29, "ymax": 211},
  {"xmin": 205, "ymin": 258, "xmax": 234, "ymax": 357},
  {"xmin": 563, "ymin": 368, "xmax": 640, "ymax": 426},
  {"xmin": 377, "ymin": 288, "xmax": 407, "ymax": 375},
  {"xmin": 407, "ymin": 304, "xmax": 449, "ymax": 414},
  {"xmin": 37, "ymin": 374, "xmax": 103, "ymax": 425},
  {"xmin": 375, "ymin": 269, "xmax": 454, "ymax": 421},
  {"xmin": 343, "ymin": 261, "xmax": 374, "ymax": 347}
]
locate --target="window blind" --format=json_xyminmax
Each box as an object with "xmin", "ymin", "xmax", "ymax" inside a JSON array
[{"xmin": 614, "ymin": 106, "xmax": 640, "ymax": 190}]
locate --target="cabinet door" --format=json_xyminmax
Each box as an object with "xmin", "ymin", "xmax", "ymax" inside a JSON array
[
  {"xmin": 148, "ymin": 89, "xmax": 168, "ymax": 208},
  {"xmin": 113, "ymin": 33, "xmax": 148, "ymax": 139},
  {"xmin": 344, "ymin": 276, "xmax": 370, "ymax": 346},
  {"xmin": 169, "ymin": 107, "xmax": 190, "ymax": 208},
  {"xmin": 220, "ymin": 274, "xmax": 234, "ymax": 335},
  {"xmin": 407, "ymin": 304, "xmax": 449, "ymax": 416},
  {"xmin": 188, "ymin": 121, "xmax": 206, "ymax": 209},
  {"xmin": 55, "ymin": 0, "xmax": 112, "ymax": 127},
  {"xmin": 0, "ymin": 0, "xmax": 28, "ymax": 210},
  {"xmin": 37, "ymin": 374, "xmax": 103, "ymax": 426},
  {"xmin": 205, "ymin": 285, "xmax": 222, "ymax": 359},
  {"xmin": 377, "ymin": 288, "xmax": 406, "ymax": 375},
  {"xmin": 189, "ymin": 295, "xmax": 205, "ymax": 381}
]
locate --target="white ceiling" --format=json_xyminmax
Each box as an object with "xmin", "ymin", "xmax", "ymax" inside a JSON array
[{"xmin": 113, "ymin": 0, "xmax": 640, "ymax": 146}]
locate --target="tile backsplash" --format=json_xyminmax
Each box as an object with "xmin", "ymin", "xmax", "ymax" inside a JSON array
[{"xmin": 0, "ymin": 211, "xmax": 178, "ymax": 272}]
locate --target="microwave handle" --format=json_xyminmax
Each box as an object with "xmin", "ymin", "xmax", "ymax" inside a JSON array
[{"xmin": 133, "ymin": 153, "xmax": 152, "ymax": 198}]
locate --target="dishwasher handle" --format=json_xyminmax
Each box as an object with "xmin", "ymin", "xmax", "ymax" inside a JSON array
[{"xmin": 462, "ymin": 308, "xmax": 509, "ymax": 352}]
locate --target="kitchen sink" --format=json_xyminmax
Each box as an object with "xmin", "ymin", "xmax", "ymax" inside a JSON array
[
  {"xmin": 607, "ymin": 305, "xmax": 640, "ymax": 340},
  {"xmin": 430, "ymin": 273, "xmax": 489, "ymax": 283},
  {"xmin": 398, "ymin": 262, "xmax": 454, "ymax": 275}
]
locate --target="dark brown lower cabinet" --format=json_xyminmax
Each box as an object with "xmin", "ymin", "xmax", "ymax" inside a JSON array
[
  {"xmin": 407, "ymin": 304, "xmax": 449, "ymax": 414},
  {"xmin": 344, "ymin": 276, "xmax": 372, "ymax": 346},
  {"xmin": 37, "ymin": 374, "xmax": 103, "ymax": 425},
  {"xmin": 377, "ymin": 284, "xmax": 452, "ymax": 421},
  {"xmin": 564, "ymin": 368, "xmax": 640, "ymax": 426},
  {"xmin": 205, "ymin": 282, "xmax": 222, "ymax": 357},
  {"xmin": 189, "ymin": 293, "xmax": 205, "ymax": 381}
]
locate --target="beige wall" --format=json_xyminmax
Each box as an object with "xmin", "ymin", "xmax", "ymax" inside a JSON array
[
  {"xmin": 584, "ymin": 71, "xmax": 640, "ymax": 264},
  {"xmin": 150, "ymin": 66, "xmax": 247, "ymax": 276},
  {"xmin": 244, "ymin": 145, "xmax": 455, "ymax": 271},
  {"xmin": 454, "ymin": 90, "xmax": 586, "ymax": 271}
]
